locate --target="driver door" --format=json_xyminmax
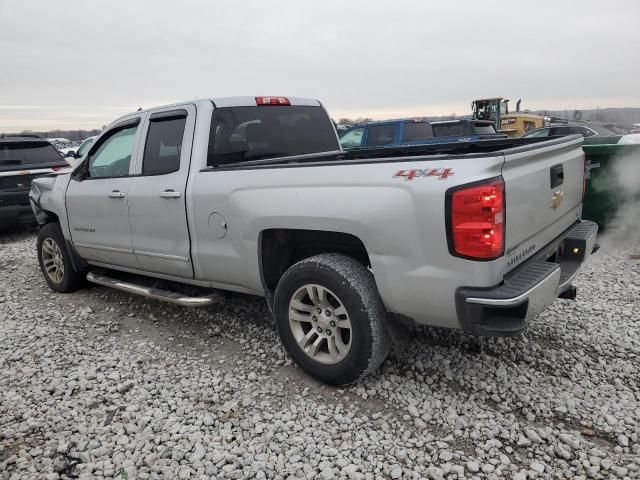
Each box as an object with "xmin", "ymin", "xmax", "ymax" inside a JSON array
[{"xmin": 66, "ymin": 116, "xmax": 144, "ymax": 269}]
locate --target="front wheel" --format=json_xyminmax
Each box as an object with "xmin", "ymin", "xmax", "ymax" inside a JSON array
[
  {"xmin": 273, "ymin": 254, "xmax": 391, "ymax": 385},
  {"xmin": 37, "ymin": 222, "xmax": 86, "ymax": 293}
]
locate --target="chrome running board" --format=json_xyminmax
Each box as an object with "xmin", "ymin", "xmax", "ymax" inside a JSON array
[{"xmin": 86, "ymin": 271, "xmax": 222, "ymax": 307}]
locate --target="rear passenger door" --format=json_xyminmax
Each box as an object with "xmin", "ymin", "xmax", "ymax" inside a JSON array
[{"xmin": 127, "ymin": 106, "xmax": 196, "ymax": 278}]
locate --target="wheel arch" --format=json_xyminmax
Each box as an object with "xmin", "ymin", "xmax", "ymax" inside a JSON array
[
  {"xmin": 259, "ymin": 228, "xmax": 372, "ymax": 298},
  {"xmin": 37, "ymin": 209, "xmax": 60, "ymax": 225}
]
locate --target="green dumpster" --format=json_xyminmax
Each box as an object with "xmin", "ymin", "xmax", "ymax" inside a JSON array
[{"xmin": 582, "ymin": 135, "xmax": 640, "ymax": 228}]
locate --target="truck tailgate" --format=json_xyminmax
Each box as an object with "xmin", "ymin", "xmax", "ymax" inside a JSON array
[{"xmin": 501, "ymin": 136, "xmax": 584, "ymax": 270}]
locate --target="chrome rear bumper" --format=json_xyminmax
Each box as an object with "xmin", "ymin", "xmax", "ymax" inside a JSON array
[{"xmin": 456, "ymin": 220, "xmax": 598, "ymax": 336}]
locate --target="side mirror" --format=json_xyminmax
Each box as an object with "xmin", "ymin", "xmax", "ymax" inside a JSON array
[
  {"xmin": 65, "ymin": 151, "xmax": 78, "ymax": 159},
  {"xmin": 71, "ymin": 159, "xmax": 89, "ymax": 181}
]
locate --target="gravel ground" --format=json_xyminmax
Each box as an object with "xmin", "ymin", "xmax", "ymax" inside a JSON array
[{"xmin": 0, "ymin": 228, "xmax": 638, "ymax": 480}]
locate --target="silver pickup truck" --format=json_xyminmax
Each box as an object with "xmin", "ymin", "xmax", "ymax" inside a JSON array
[{"xmin": 30, "ymin": 96, "xmax": 598, "ymax": 385}]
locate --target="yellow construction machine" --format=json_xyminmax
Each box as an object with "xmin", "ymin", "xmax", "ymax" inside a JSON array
[{"xmin": 471, "ymin": 98, "xmax": 545, "ymax": 138}]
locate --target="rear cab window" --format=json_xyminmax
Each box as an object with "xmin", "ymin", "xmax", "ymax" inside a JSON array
[
  {"xmin": 207, "ymin": 105, "xmax": 338, "ymax": 166},
  {"xmin": 0, "ymin": 141, "xmax": 64, "ymax": 167},
  {"xmin": 366, "ymin": 124, "xmax": 396, "ymax": 146},
  {"xmin": 524, "ymin": 128, "xmax": 550, "ymax": 138},
  {"xmin": 432, "ymin": 122, "xmax": 471, "ymax": 137},
  {"xmin": 401, "ymin": 122, "xmax": 433, "ymax": 142}
]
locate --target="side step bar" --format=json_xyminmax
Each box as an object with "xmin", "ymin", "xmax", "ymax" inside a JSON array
[{"xmin": 86, "ymin": 271, "xmax": 222, "ymax": 307}]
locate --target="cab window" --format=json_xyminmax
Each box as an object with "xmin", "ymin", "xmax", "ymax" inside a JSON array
[
  {"xmin": 207, "ymin": 106, "xmax": 338, "ymax": 166},
  {"xmin": 339, "ymin": 127, "xmax": 365, "ymax": 148},
  {"xmin": 142, "ymin": 113, "xmax": 187, "ymax": 175},
  {"xmin": 87, "ymin": 124, "xmax": 138, "ymax": 178},
  {"xmin": 524, "ymin": 128, "xmax": 550, "ymax": 138},
  {"xmin": 366, "ymin": 124, "xmax": 396, "ymax": 146},
  {"xmin": 402, "ymin": 122, "xmax": 433, "ymax": 142}
]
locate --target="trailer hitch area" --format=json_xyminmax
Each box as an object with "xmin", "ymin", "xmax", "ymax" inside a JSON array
[{"xmin": 558, "ymin": 285, "xmax": 577, "ymax": 300}]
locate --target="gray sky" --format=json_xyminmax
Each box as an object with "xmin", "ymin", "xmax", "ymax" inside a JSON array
[{"xmin": 1, "ymin": 0, "xmax": 639, "ymax": 132}]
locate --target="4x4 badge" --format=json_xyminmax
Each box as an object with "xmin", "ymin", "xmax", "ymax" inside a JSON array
[{"xmin": 393, "ymin": 168, "xmax": 454, "ymax": 181}]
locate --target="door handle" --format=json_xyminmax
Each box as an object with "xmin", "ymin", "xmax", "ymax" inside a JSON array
[
  {"xmin": 107, "ymin": 190, "xmax": 125, "ymax": 198},
  {"xmin": 160, "ymin": 189, "xmax": 182, "ymax": 198}
]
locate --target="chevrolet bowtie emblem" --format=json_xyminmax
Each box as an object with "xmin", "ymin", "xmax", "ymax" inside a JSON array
[{"xmin": 551, "ymin": 190, "xmax": 564, "ymax": 209}]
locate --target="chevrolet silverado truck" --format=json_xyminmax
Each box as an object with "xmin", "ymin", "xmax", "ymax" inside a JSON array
[{"xmin": 30, "ymin": 96, "xmax": 598, "ymax": 385}]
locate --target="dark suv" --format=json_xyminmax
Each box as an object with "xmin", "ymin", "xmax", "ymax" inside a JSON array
[{"xmin": 0, "ymin": 136, "xmax": 69, "ymax": 228}]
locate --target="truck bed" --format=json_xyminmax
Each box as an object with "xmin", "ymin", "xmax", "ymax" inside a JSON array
[{"xmin": 205, "ymin": 136, "xmax": 563, "ymax": 170}]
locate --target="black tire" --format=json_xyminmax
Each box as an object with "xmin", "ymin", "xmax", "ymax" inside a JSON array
[
  {"xmin": 37, "ymin": 222, "xmax": 86, "ymax": 293},
  {"xmin": 273, "ymin": 253, "xmax": 391, "ymax": 385}
]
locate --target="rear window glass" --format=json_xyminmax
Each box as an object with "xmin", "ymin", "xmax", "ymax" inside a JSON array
[
  {"xmin": 550, "ymin": 126, "xmax": 585, "ymax": 136},
  {"xmin": 471, "ymin": 123, "xmax": 496, "ymax": 135},
  {"xmin": 366, "ymin": 124, "xmax": 396, "ymax": 146},
  {"xmin": 0, "ymin": 141, "xmax": 63, "ymax": 166},
  {"xmin": 402, "ymin": 122, "xmax": 433, "ymax": 142},
  {"xmin": 432, "ymin": 122, "xmax": 471, "ymax": 137},
  {"xmin": 524, "ymin": 128, "xmax": 550, "ymax": 138},
  {"xmin": 207, "ymin": 106, "xmax": 338, "ymax": 166}
]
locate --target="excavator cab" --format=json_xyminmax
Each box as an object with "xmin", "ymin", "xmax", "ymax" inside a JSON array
[
  {"xmin": 472, "ymin": 98, "xmax": 542, "ymax": 138},
  {"xmin": 471, "ymin": 98, "xmax": 509, "ymax": 129}
]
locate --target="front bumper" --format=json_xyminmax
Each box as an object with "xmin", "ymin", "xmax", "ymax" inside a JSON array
[{"xmin": 456, "ymin": 220, "xmax": 598, "ymax": 336}]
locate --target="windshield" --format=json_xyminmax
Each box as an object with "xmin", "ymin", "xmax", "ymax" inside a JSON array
[
  {"xmin": 77, "ymin": 137, "xmax": 95, "ymax": 157},
  {"xmin": 0, "ymin": 141, "xmax": 63, "ymax": 165},
  {"xmin": 207, "ymin": 106, "xmax": 339, "ymax": 166},
  {"xmin": 339, "ymin": 127, "xmax": 365, "ymax": 148}
]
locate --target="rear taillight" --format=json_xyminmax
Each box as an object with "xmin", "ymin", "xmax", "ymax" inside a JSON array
[
  {"xmin": 448, "ymin": 177, "xmax": 505, "ymax": 260},
  {"xmin": 255, "ymin": 96, "xmax": 290, "ymax": 106}
]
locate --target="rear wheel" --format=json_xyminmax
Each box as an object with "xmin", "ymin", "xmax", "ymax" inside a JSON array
[
  {"xmin": 37, "ymin": 222, "xmax": 86, "ymax": 293},
  {"xmin": 274, "ymin": 253, "xmax": 391, "ymax": 385}
]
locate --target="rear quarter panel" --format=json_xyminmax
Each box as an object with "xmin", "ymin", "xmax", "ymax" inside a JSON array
[{"xmin": 188, "ymin": 154, "xmax": 505, "ymax": 328}]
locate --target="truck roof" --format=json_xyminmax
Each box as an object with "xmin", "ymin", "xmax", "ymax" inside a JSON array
[
  {"xmin": 0, "ymin": 135, "xmax": 49, "ymax": 144},
  {"xmin": 129, "ymin": 96, "xmax": 321, "ymax": 115},
  {"xmin": 109, "ymin": 96, "xmax": 323, "ymax": 129},
  {"xmin": 345, "ymin": 117, "xmax": 486, "ymax": 129}
]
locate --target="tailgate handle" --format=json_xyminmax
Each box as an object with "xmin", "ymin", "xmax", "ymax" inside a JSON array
[{"xmin": 550, "ymin": 164, "xmax": 564, "ymax": 189}]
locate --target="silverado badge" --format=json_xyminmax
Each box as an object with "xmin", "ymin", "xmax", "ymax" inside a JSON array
[{"xmin": 551, "ymin": 190, "xmax": 564, "ymax": 209}]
